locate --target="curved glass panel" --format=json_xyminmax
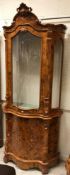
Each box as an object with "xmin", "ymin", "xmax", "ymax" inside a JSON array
[
  {"xmin": 51, "ymin": 39, "xmax": 62, "ymax": 108},
  {"xmin": 12, "ymin": 31, "xmax": 41, "ymax": 109}
]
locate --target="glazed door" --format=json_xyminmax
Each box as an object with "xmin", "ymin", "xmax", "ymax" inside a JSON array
[{"xmin": 12, "ymin": 31, "xmax": 41, "ymax": 110}]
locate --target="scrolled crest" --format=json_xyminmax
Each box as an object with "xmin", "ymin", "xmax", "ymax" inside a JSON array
[{"xmin": 17, "ymin": 3, "xmax": 32, "ymax": 13}]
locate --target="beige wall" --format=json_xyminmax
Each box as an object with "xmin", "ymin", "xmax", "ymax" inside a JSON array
[
  {"xmin": 0, "ymin": 0, "xmax": 70, "ymax": 20},
  {"xmin": 59, "ymin": 24, "xmax": 70, "ymax": 160},
  {"xmin": 0, "ymin": 0, "xmax": 70, "ymax": 161}
]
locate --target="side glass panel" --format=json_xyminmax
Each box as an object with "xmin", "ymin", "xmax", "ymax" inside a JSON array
[
  {"xmin": 51, "ymin": 39, "xmax": 62, "ymax": 108},
  {"xmin": 12, "ymin": 31, "xmax": 41, "ymax": 110}
]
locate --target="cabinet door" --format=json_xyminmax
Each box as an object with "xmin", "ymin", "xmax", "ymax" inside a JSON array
[{"xmin": 12, "ymin": 31, "xmax": 41, "ymax": 110}]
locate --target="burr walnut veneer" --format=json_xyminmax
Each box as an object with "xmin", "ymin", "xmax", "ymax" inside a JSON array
[{"xmin": 3, "ymin": 3, "xmax": 66, "ymax": 174}]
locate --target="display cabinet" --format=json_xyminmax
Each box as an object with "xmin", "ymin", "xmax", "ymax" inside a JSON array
[{"xmin": 3, "ymin": 3, "xmax": 66, "ymax": 174}]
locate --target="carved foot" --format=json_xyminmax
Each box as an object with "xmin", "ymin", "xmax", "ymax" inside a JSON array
[
  {"xmin": 39, "ymin": 164, "xmax": 48, "ymax": 174},
  {"xmin": 42, "ymin": 168, "xmax": 48, "ymax": 174}
]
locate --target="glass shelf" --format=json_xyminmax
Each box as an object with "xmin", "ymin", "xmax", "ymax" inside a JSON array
[{"xmin": 13, "ymin": 103, "xmax": 39, "ymax": 110}]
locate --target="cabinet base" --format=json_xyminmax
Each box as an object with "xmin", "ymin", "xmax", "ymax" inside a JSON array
[
  {"xmin": 4, "ymin": 153, "xmax": 59, "ymax": 174},
  {"xmin": 4, "ymin": 115, "xmax": 60, "ymax": 174}
]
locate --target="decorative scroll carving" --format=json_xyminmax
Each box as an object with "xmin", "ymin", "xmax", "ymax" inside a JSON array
[
  {"xmin": 17, "ymin": 3, "xmax": 32, "ymax": 13},
  {"xmin": 13, "ymin": 3, "xmax": 38, "ymax": 22}
]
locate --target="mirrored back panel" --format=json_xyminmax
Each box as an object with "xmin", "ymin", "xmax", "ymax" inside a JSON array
[{"xmin": 12, "ymin": 31, "xmax": 41, "ymax": 109}]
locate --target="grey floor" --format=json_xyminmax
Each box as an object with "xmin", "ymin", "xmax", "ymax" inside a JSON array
[{"xmin": 0, "ymin": 147, "xmax": 66, "ymax": 175}]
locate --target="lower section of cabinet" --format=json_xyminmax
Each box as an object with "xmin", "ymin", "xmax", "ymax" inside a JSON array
[{"xmin": 4, "ymin": 114, "xmax": 60, "ymax": 174}]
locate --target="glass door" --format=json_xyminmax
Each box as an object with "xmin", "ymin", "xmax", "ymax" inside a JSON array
[{"xmin": 12, "ymin": 31, "xmax": 41, "ymax": 110}]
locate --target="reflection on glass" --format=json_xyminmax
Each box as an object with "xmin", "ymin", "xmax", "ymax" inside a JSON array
[
  {"xmin": 51, "ymin": 39, "xmax": 62, "ymax": 108},
  {"xmin": 12, "ymin": 31, "xmax": 41, "ymax": 109}
]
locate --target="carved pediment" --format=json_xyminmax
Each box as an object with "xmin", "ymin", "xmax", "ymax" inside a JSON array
[
  {"xmin": 13, "ymin": 3, "xmax": 38, "ymax": 22},
  {"xmin": 3, "ymin": 3, "xmax": 66, "ymax": 34}
]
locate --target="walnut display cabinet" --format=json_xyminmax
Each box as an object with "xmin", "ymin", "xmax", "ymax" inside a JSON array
[{"xmin": 3, "ymin": 3, "xmax": 66, "ymax": 174}]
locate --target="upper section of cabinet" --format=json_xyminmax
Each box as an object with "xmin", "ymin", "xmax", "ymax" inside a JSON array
[{"xmin": 3, "ymin": 3, "xmax": 66, "ymax": 117}]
